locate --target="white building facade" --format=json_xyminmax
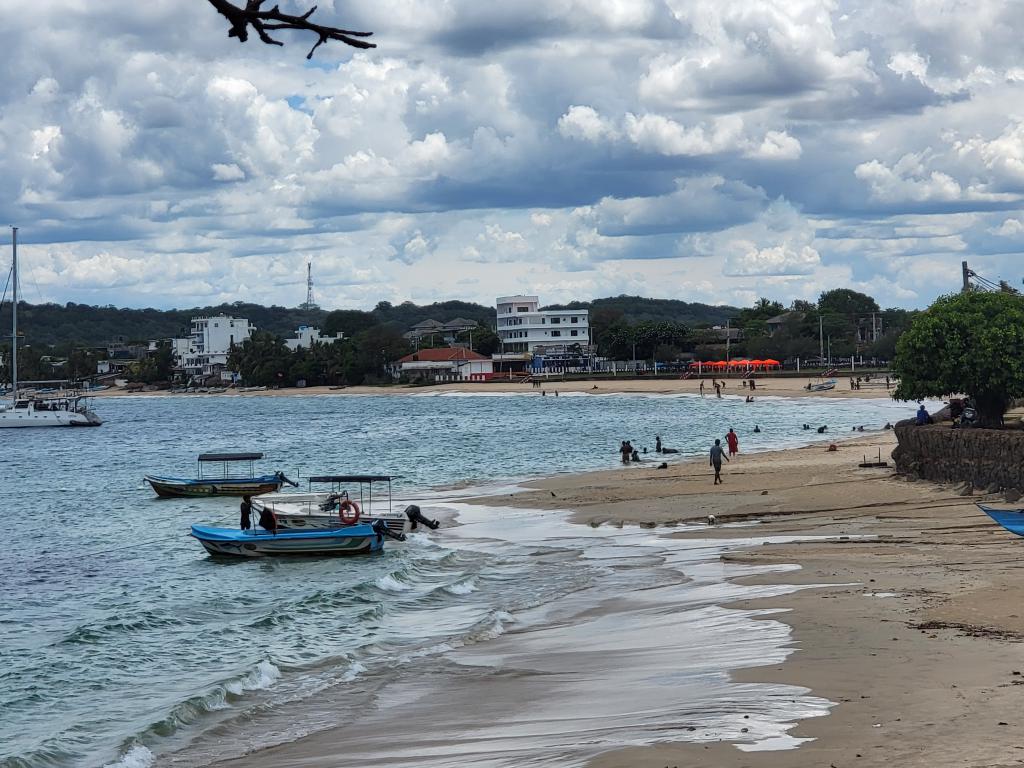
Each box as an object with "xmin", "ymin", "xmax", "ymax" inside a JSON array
[
  {"xmin": 285, "ymin": 326, "xmax": 345, "ymax": 351},
  {"xmin": 496, "ymin": 295, "xmax": 590, "ymax": 354},
  {"xmin": 178, "ymin": 316, "xmax": 254, "ymax": 378}
]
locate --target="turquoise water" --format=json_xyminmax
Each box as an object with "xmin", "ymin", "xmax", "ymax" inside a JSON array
[{"xmin": 0, "ymin": 393, "xmax": 916, "ymax": 767}]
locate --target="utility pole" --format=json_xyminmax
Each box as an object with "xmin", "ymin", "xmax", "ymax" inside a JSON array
[
  {"xmin": 725, "ymin": 319, "xmax": 731, "ymax": 362},
  {"xmin": 818, "ymin": 315, "xmax": 824, "ymax": 362},
  {"xmin": 962, "ymin": 261, "xmax": 971, "ymax": 293}
]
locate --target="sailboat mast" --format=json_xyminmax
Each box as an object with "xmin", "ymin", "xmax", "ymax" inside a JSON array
[{"xmin": 10, "ymin": 226, "xmax": 17, "ymax": 398}]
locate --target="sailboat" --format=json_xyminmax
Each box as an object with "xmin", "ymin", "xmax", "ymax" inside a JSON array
[{"xmin": 0, "ymin": 227, "xmax": 102, "ymax": 428}]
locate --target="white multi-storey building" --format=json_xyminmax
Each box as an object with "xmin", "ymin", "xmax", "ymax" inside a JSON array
[
  {"xmin": 495, "ymin": 295, "xmax": 590, "ymax": 359},
  {"xmin": 178, "ymin": 315, "xmax": 254, "ymax": 378},
  {"xmin": 285, "ymin": 326, "xmax": 345, "ymax": 351}
]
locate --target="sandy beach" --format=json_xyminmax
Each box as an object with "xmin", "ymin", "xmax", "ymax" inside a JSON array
[
  {"xmin": 214, "ymin": 422, "xmax": 1024, "ymax": 768},
  {"xmin": 94, "ymin": 374, "xmax": 895, "ymax": 400},
  {"xmin": 514, "ymin": 434, "xmax": 1024, "ymax": 768}
]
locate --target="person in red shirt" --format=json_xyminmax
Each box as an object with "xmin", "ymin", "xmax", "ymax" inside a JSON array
[{"xmin": 726, "ymin": 428, "xmax": 739, "ymax": 456}]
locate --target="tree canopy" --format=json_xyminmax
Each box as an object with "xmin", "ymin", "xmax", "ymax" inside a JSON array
[{"xmin": 893, "ymin": 291, "xmax": 1024, "ymax": 426}]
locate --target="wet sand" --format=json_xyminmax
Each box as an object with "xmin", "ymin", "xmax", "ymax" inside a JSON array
[{"xmin": 516, "ymin": 435, "xmax": 1024, "ymax": 768}]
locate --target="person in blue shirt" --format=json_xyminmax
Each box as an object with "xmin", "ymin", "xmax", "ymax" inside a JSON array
[{"xmin": 916, "ymin": 404, "xmax": 930, "ymax": 426}]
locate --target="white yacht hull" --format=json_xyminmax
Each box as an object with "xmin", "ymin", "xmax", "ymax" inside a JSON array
[{"xmin": 0, "ymin": 408, "xmax": 102, "ymax": 428}]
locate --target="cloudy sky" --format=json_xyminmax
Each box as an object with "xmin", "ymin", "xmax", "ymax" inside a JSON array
[{"xmin": 2, "ymin": 0, "xmax": 1023, "ymax": 311}]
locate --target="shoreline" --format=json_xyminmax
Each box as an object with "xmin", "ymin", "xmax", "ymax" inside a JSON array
[
  {"xmin": 505, "ymin": 436, "xmax": 1024, "ymax": 768},
  {"xmin": 90, "ymin": 375, "xmax": 898, "ymax": 400},
  {"xmin": 206, "ymin": 423, "xmax": 1024, "ymax": 768}
]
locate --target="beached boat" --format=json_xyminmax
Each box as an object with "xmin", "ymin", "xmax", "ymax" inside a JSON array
[
  {"xmin": 190, "ymin": 519, "xmax": 402, "ymax": 557},
  {"xmin": 977, "ymin": 504, "xmax": 1024, "ymax": 537},
  {"xmin": 252, "ymin": 474, "xmax": 439, "ymax": 537},
  {"xmin": 806, "ymin": 378, "xmax": 837, "ymax": 392},
  {"xmin": 0, "ymin": 227, "xmax": 102, "ymax": 429},
  {"xmin": 145, "ymin": 452, "xmax": 297, "ymax": 498}
]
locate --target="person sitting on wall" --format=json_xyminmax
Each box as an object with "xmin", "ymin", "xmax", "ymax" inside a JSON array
[{"xmin": 916, "ymin": 404, "xmax": 931, "ymax": 426}]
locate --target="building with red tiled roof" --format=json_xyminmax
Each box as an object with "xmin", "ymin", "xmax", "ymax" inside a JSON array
[{"xmin": 396, "ymin": 347, "xmax": 493, "ymax": 382}]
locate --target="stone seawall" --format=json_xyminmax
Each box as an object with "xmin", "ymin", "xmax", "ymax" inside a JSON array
[{"xmin": 893, "ymin": 424, "xmax": 1024, "ymax": 490}]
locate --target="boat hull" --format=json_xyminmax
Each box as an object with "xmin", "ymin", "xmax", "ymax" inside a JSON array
[
  {"xmin": 0, "ymin": 409, "xmax": 102, "ymax": 428},
  {"xmin": 190, "ymin": 524, "xmax": 384, "ymax": 557},
  {"xmin": 977, "ymin": 504, "xmax": 1024, "ymax": 537},
  {"xmin": 145, "ymin": 475, "xmax": 285, "ymax": 498}
]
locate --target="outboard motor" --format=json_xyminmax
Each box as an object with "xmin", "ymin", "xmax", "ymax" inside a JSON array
[
  {"xmin": 277, "ymin": 472, "xmax": 299, "ymax": 488},
  {"xmin": 404, "ymin": 504, "xmax": 440, "ymax": 531},
  {"xmin": 372, "ymin": 519, "xmax": 407, "ymax": 542}
]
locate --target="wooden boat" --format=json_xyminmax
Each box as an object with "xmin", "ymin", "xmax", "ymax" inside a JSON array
[
  {"xmin": 145, "ymin": 452, "xmax": 297, "ymax": 498},
  {"xmin": 977, "ymin": 504, "xmax": 1024, "ymax": 537},
  {"xmin": 190, "ymin": 519, "xmax": 403, "ymax": 558},
  {"xmin": 252, "ymin": 475, "xmax": 439, "ymax": 537}
]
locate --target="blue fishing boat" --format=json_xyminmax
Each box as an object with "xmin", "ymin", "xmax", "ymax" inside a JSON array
[
  {"xmin": 977, "ymin": 504, "xmax": 1024, "ymax": 536},
  {"xmin": 191, "ymin": 519, "xmax": 404, "ymax": 558},
  {"xmin": 145, "ymin": 452, "xmax": 297, "ymax": 498}
]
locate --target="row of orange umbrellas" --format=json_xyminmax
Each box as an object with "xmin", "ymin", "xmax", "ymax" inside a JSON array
[{"xmin": 688, "ymin": 359, "xmax": 781, "ymax": 368}]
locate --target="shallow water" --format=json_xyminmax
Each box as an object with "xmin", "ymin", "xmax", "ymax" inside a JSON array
[{"xmin": 0, "ymin": 394, "xmax": 915, "ymax": 767}]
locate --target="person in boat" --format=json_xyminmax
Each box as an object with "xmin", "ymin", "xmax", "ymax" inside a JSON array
[
  {"xmin": 726, "ymin": 428, "xmax": 739, "ymax": 457},
  {"xmin": 240, "ymin": 495, "xmax": 253, "ymax": 530},
  {"xmin": 710, "ymin": 439, "xmax": 729, "ymax": 485}
]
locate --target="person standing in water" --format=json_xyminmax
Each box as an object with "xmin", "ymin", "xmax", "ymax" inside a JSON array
[
  {"xmin": 710, "ymin": 439, "xmax": 729, "ymax": 484},
  {"xmin": 726, "ymin": 428, "xmax": 739, "ymax": 457},
  {"xmin": 620, "ymin": 441, "xmax": 632, "ymax": 464}
]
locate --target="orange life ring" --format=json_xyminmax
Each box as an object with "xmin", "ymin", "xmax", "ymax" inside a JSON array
[{"xmin": 338, "ymin": 499, "xmax": 361, "ymax": 525}]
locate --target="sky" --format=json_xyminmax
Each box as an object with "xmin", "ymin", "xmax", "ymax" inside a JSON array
[{"xmin": 2, "ymin": 0, "xmax": 1023, "ymax": 312}]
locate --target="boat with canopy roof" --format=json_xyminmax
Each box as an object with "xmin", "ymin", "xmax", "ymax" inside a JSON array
[
  {"xmin": 144, "ymin": 452, "xmax": 297, "ymax": 498},
  {"xmin": 251, "ymin": 474, "xmax": 439, "ymax": 537}
]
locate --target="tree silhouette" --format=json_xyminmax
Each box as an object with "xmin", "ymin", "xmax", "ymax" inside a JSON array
[{"xmin": 207, "ymin": 0, "xmax": 375, "ymax": 59}]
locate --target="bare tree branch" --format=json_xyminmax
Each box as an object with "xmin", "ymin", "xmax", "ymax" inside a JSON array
[{"xmin": 207, "ymin": 0, "xmax": 375, "ymax": 58}]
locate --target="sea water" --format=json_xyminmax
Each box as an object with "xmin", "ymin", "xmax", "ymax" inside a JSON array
[{"xmin": 0, "ymin": 393, "xmax": 916, "ymax": 767}]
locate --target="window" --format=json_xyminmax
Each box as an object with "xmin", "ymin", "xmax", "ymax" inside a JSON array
[
  {"xmin": 570, "ymin": 330, "xmax": 578, "ymax": 337},
  {"xmin": 550, "ymin": 317, "xmax": 560, "ymax": 324},
  {"xmin": 551, "ymin": 330, "xmax": 561, "ymax": 337},
  {"xmin": 517, "ymin": 306, "xmax": 529, "ymax": 312},
  {"xmin": 571, "ymin": 316, "xmax": 579, "ymax": 324}
]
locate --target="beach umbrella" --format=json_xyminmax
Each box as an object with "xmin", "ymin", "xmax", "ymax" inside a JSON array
[
  {"xmin": 764, "ymin": 358, "xmax": 780, "ymax": 367},
  {"xmin": 713, "ymin": 360, "xmax": 727, "ymax": 368}
]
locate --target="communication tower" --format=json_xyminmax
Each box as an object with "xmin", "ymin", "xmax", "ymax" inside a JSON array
[{"xmin": 300, "ymin": 261, "xmax": 320, "ymax": 310}]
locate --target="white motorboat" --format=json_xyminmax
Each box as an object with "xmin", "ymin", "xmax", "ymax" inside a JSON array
[
  {"xmin": 0, "ymin": 227, "xmax": 102, "ymax": 428},
  {"xmin": 251, "ymin": 475, "xmax": 439, "ymax": 537}
]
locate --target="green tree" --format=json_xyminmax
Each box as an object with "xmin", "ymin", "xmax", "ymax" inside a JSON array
[
  {"xmin": 323, "ymin": 309, "xmax": 376, "ymax": 338},
  {"xmin": 893, "ymin": 292, "xmax": 1024, "ymax": 426}
]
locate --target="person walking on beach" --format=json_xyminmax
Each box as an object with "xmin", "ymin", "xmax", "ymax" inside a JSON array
[
  {"xmin": 726, "ymin": 428, "xmax": 738, "ymax": 457},
  {"xmin": 710, "ymin": 439, "xmax": 729, "ymax": 484}
]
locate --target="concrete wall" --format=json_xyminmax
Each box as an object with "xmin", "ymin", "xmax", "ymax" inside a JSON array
[{"xmin": 893, "ymin": 423, "xmax": 1024, "ymax": 489}]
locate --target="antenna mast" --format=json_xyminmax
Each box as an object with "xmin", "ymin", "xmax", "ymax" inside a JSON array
[{"xmin": 301, "ymin": 261, "xmax": 320, "ymax": 310}]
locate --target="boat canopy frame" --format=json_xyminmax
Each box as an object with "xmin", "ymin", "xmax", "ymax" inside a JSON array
[
  {"xmin": 197, "ymin": 452, "xmax": 266, "ymax": 480},
  {"xmin": 306, "ymin": 475, "xmax": 397, "ymax": 516}
]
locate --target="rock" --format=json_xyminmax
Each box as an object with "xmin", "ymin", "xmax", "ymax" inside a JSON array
[
  {"xmin": 985, "ymin": 482, "xmax": 1002, "ymax": 494},
  {"xmin": 957, "ymin": 484, "xmax": 974, "ymax": 497},
  {"xmin": 639, "ymin": 521, "xmax": 657, "ymax": 529},
  {"xmin": 1005, "ymin": 488, "xmax": 1022, "ymax": 503},
  {"xmin": 761, "ymin": 490, "xmax": 768, "ymax": 495}
]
